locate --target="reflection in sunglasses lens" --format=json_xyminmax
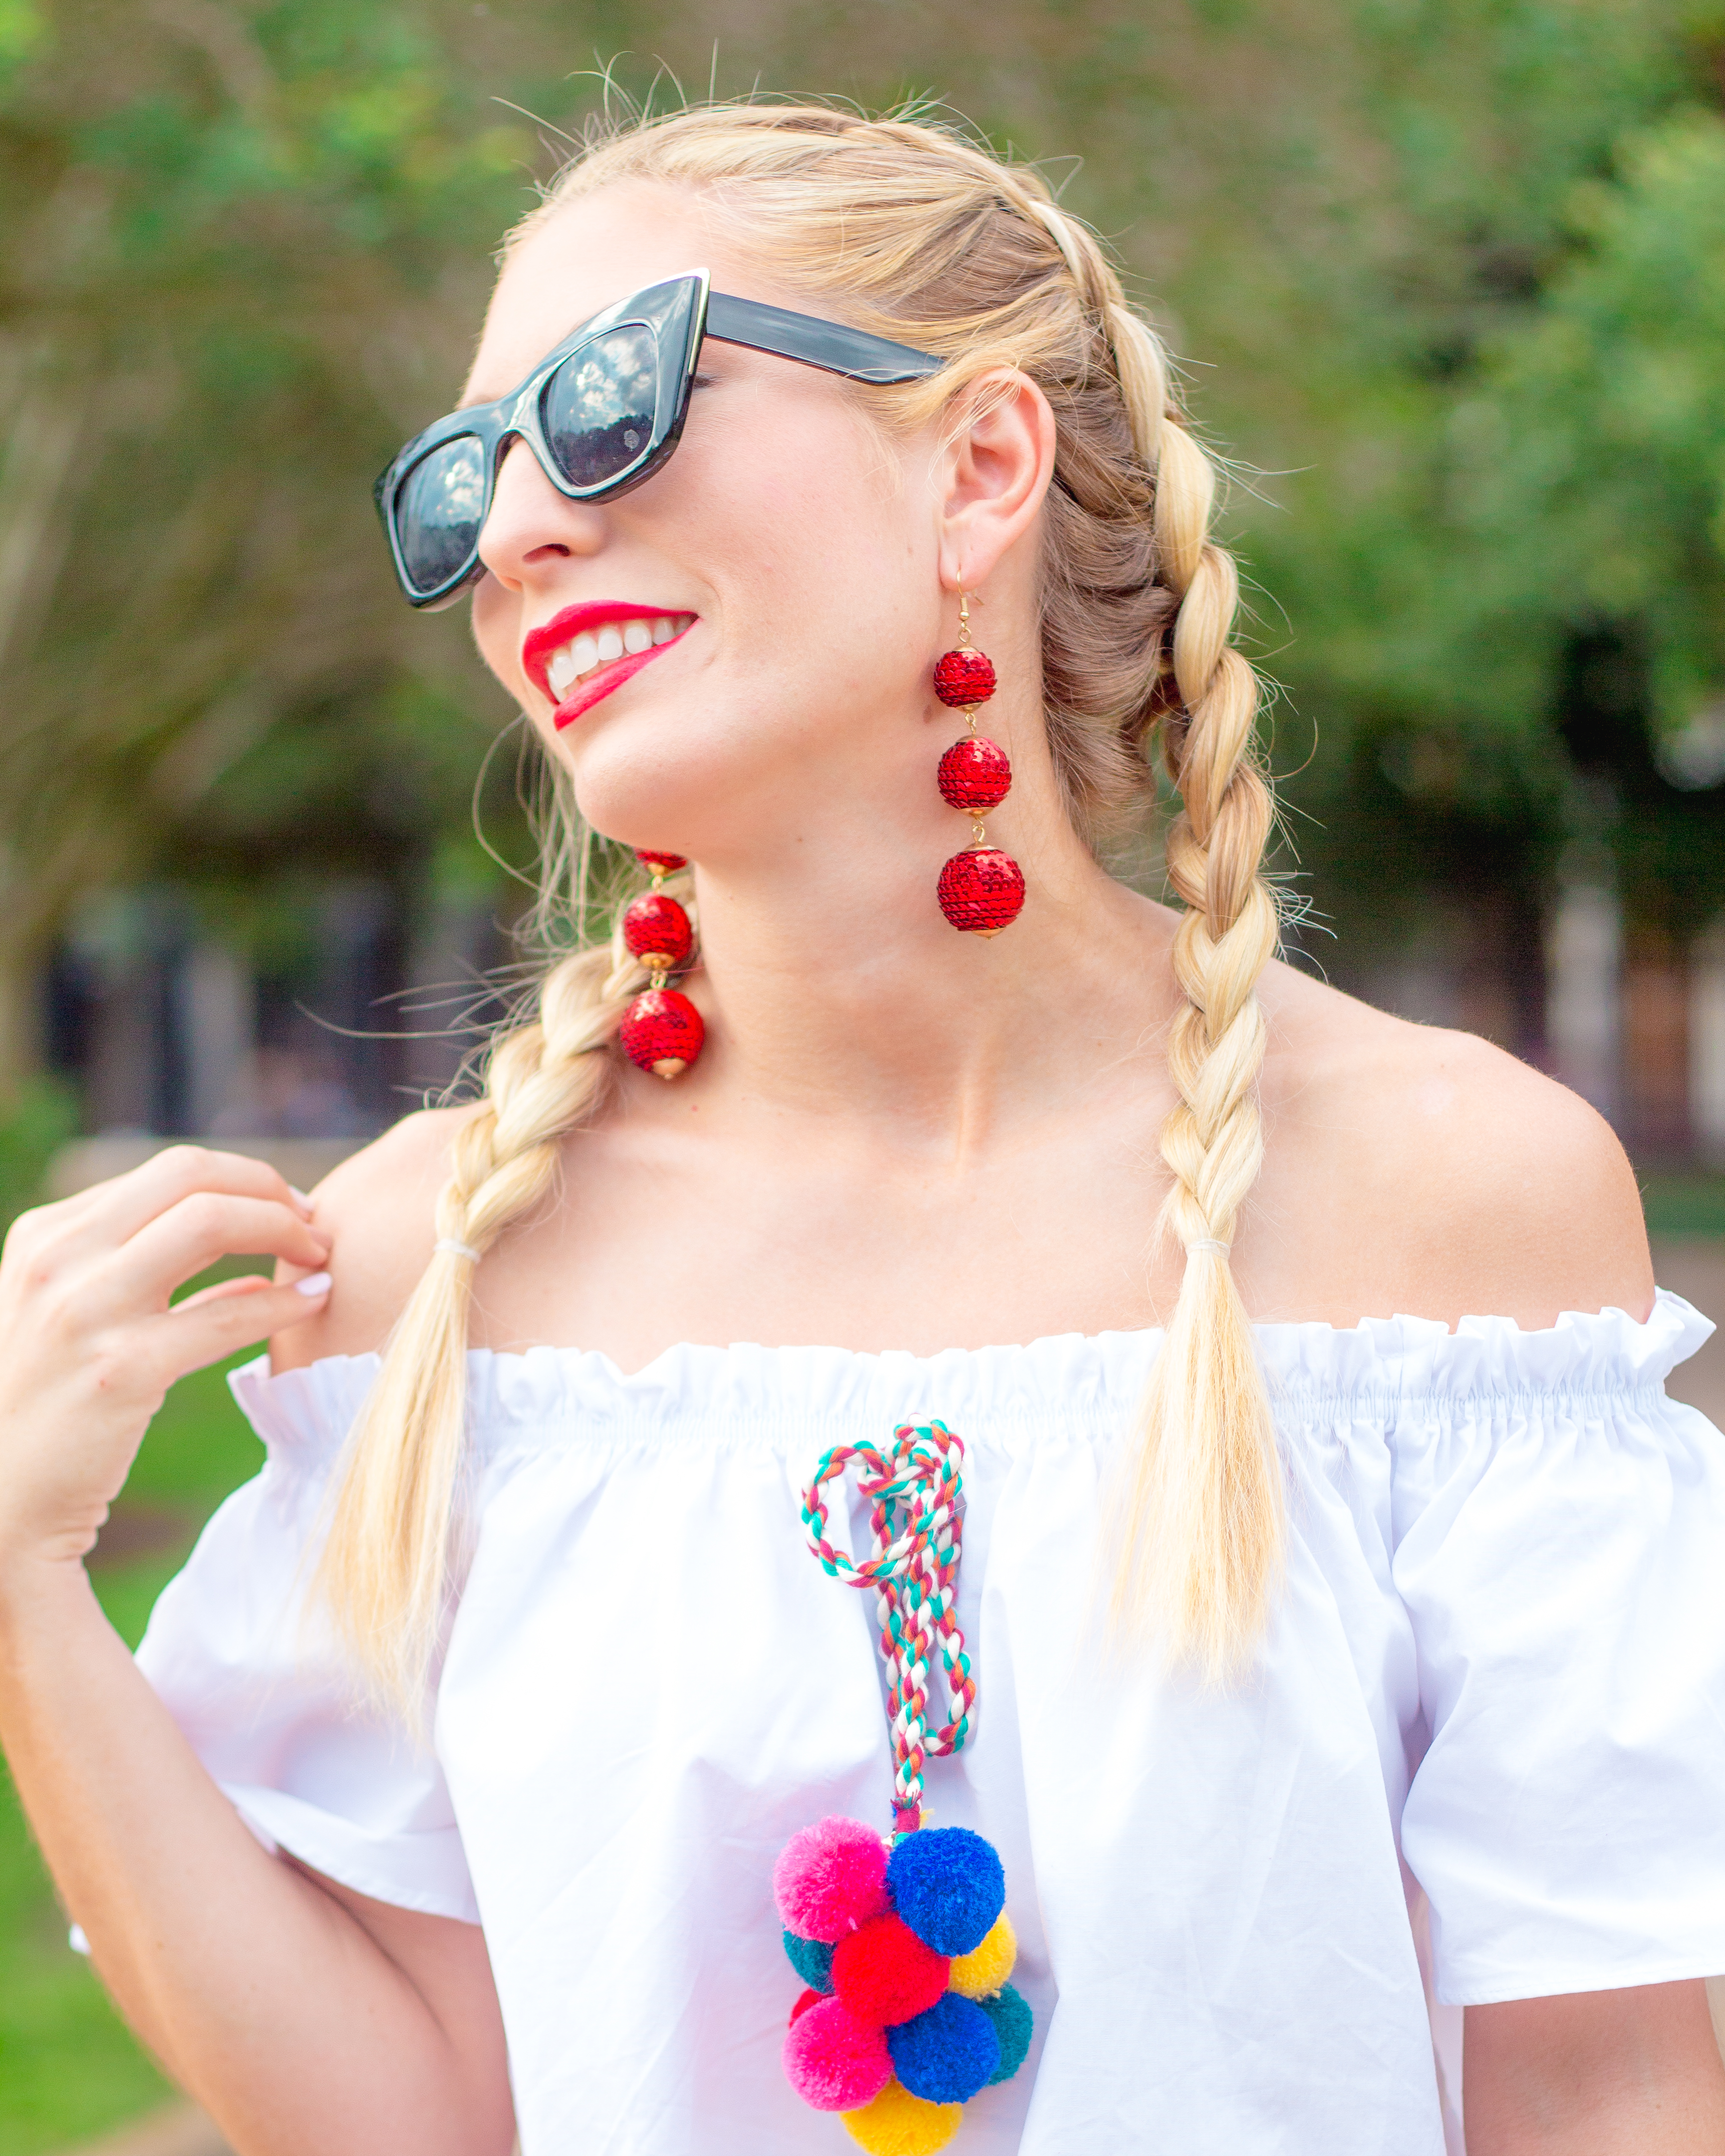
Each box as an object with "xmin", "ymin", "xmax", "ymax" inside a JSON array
[
  {"xmin": 542, "ymin": 325, "xmax": 658, "ymax": 488},
  {"xmin": 397, "ymin": 435, "xmax": 486, "ymax": 594}
]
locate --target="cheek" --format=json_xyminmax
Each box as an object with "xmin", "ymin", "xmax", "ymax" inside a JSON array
[
  {"xmin": 695, "ymin": 402, "xmax": 930, "ymax": 692},
  {"xmin": 471, "ymin": 575, "xmax": 525, "ymax": 697}
]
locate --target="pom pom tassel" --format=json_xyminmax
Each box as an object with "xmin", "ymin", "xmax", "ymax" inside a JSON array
[
  {"xmin": 780, "ymin": 1429, "xmax": 1027, "ymax": 2140},
  {"xmin": 775, "ymin": 1815, "xmax": 1029, "ymax": 2138}
]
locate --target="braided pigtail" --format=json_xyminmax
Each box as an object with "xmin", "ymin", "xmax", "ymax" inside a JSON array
[
  {"xmin": 317, "ymin": 870, "xmax": 694, "ymax": 1707},
  {"xmin": 1117, "ymin": 402, "xmax": 1283, "ymax": 1675},
  {"xmin": 1011, "ymin": 186, "xmax": 1285, "ymax": 1673}
]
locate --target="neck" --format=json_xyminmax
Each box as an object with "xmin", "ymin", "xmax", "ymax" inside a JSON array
[{"xmin": 681, "ymin": 798, "xmax": 1177, "ymax": 1136}]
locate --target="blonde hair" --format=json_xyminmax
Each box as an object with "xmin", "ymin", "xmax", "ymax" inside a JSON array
[{"xmin": 318, "ymin": 102, "xmax": 1283, "ymax": 1707}]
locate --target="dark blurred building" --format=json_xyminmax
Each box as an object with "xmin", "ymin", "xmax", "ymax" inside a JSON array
[{"xmin": 44, "ymin": 878, "xmax": 508, "ymax": 1140}]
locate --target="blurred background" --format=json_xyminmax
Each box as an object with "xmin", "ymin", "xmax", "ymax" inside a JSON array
[{"xmin": 2, "ymin": 0, "xmax": 1725, "ymax": 2148}]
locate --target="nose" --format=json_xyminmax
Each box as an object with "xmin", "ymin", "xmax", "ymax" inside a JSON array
[{"xmin": 477, "ymin": 436, "xmax": 607, "ymax": 589}]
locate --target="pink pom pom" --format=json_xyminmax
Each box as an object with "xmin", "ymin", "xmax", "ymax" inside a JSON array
[
  {"xmin": 774, "ymin": 1817, "xmax": 890, "ymax": 1944},
  {"xmin": 784, "ymin": 1998, "xmax": 893, "ymax": 2113}
]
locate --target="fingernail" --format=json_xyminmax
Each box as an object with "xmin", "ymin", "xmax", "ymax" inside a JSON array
[
  {"xmin": 294, "ymin": 1273, "xmax": 332, "ymax": 1298},
  {"xmin": 289, "ymin": 1186, "xmax": 314, "ymax": 1216}
]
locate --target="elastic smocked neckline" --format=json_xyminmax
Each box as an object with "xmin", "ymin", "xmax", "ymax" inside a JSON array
[{"xmin": 228, "ymin": 1290, "xmax": 1712, "ymax": 1461}]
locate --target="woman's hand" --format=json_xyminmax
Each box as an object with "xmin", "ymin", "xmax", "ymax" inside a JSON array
[
  {"xmin": 0, "ymin": 1145, "xmax": 331, "ymax": 1577},
  {"xmin": 0, "ymin": 1142, "xmax": 513, "ymax": 2155}
]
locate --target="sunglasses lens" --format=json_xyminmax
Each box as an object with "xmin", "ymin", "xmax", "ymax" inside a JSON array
[
  {"xmin": 542, "ymin": 325, "xmax": 659, "ymax": 489},
  {"xmin": 395, "ymin": 434, "xmax": 486, "ymax": 595}
]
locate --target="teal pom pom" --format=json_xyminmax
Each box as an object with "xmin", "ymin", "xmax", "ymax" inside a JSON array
[
  {"xmin": 886, "ymin": 1991, "xmax": 1000, "ymax": 2104},
  {"xmin": 978, "ymin": 1982, "xmax": 1033, "ymax": 2084},
  {"xmin": 885, "ymin": 1826, "xmax": 1005, "ymax": 1956},
  {"xmin": 783, "ymin": 1928, "xmax": 835, "ymax": 1994}
]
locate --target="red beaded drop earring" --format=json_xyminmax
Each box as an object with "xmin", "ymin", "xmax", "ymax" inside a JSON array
[
  {"xmin": 618, "ymin": 851, "xmax": 705, "ymax": 1080},
  {"xmin": 933, "ymin": 595, "xmax": 1025, "ymax": 939}
]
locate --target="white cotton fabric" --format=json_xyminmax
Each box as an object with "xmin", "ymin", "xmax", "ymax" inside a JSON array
[{"xmin": 135, "ymin": 1291, "xmax": 1725, "ymax": 2156}]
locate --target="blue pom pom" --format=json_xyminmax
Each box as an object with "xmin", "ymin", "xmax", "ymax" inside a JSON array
[
  {"xmin": 886, "ymin": 1991, "xmax": 1001, "ymax": 2104},
  {"xmin": 977, "ymin": 1981, "xmax": 1033, "ymax": 2084},
  {"xmin": 782, "ymin": 1928, "xmax": 835, "ymax": 1993},
  {"xmin": 885, "ymin": 1826, "xmax": 1006, "ymax": 1956}
]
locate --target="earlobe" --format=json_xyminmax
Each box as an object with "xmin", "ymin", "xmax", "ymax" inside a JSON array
[{"xmin": 937, "ymin": 372, "xmax": 1057, "ymax": 592}]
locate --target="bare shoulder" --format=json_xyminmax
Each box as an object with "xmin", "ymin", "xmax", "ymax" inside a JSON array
[
  {"xmin": 1255, "ymin": 960, "xmax": 1654, "ymax": 1330},
  {"xmin": 269, "ymin": 1105, "xmax": 478, "ymax": 1371}
]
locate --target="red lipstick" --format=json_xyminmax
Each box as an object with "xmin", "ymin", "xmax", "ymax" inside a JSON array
[{"xmin": 521, "ymin": 601, "xmax": 693, "ymax": 731}]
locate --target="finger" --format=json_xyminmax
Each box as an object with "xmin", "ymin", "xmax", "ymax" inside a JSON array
[
  {"xmin": 172, "ymin": 1271, "xmax": 281, "ymax": 1313},
  {"xmin": 46, "ymin": 1145, "xmax": 316, "ymax": 1255},
  {"xmin": 97, "ymin": 1193, "xmax": 331, "ymax": 1311},
  {"xmin": 1, "ymin": 1176, "xmax": 117, "ymax": 1258},
  {"xmin": 144, "ymin": 1272, "xmax": 333, "ymax": 1383}
]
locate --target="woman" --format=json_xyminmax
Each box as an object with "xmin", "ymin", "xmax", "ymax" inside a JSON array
[{"xmin": 1, "ymin": 104, "xmax": 1722, "ymax": 2156}]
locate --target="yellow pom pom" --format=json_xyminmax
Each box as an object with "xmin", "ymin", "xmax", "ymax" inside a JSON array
[
  {"xmin": 948, "ymin": 1911, "xmax": 1017, "ymax": 2000},
  {"xmin": 842, "ymin": 2077, "xmax": 963, "ymax": 2156}
]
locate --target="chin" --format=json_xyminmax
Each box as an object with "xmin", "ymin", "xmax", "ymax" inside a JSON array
[
  {"xmin": 551, "ymin": 681, "xmax": 824, "ymax": 859},
  {"xmin": 553, "ymin": 723, "xmax": 741, "ymax": 861}
]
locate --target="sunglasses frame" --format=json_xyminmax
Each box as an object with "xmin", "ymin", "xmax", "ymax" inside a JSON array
[{"xmin": 375, "ymin": 270, "xmax": 945, "ymax": 609}]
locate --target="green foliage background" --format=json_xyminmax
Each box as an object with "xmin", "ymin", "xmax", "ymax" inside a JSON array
[
  {"xmin": 0, "ymin": 0, "xmax": 1723, "ymax": 1091},
  {"xmin": 2, "ymin": 0, "xmax": 1725, "ymax": 2142}
]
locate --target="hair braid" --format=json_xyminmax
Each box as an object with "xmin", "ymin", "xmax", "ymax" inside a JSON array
[
  {"xmin": 1003, "ymin": 193, "xmax": 1284, "ymax": 1672},
  {"xmin": 316, "ymin": 875, "xmax": 692, "ymax": 1704},
  {"xmin": 1123, "ymin": 455, "xmax": 1283, "ymax": 1674}
]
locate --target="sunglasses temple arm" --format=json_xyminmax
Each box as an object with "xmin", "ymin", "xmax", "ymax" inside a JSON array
[{"xmin": 703, "ymin": 293, "xmax": 943, "ymax": 385}]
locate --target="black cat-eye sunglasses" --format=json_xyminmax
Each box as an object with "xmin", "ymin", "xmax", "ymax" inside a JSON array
[{"xmin": 375, "ymin": 269, "xmax": 944, "ymax": 608}]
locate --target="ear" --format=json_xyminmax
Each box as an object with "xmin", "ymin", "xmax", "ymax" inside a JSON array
[{"xmin": 935, "ymin": 370, "xmax": 1057, "ymax": 591}]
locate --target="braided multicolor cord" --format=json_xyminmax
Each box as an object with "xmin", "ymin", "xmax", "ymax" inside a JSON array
[{"xmin": 801, "ymin": 1421, "xmax": 977, "ymax": 1825}]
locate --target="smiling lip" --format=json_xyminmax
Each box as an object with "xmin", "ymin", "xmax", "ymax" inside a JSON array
[{"xmin": 521, "ymin": 601, "xmax": 693, "ymax": 731}]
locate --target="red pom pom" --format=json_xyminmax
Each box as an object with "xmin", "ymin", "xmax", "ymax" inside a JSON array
[
  {"xmin": 831, "ymin": 1914, "xmax": 951, "ymax": 2028},
  {"xmin": 622, "ymin": 891, "xmax": 693, "ymax": 972},
  {"xmin": 783, "ymin": 1997, "xmax": 893, "ymax": 2112},
  {"xmin": 933, "ymin": 647, "xmax": 997, "ymax": 708},
  {"xmin": 937, "ymin": 736, "xmax": 1012, "ymax": 813},
  {"xmin": 619, "ymin": 988, "xmax": 705, "ymax": 1079},
  {"xmin": 790, "ymin": 1986, "xmax": 824, "ymax": 2025},
  {"xmin": 634, "ymin": 849, "xmax": 686, "ymax": 875},
  {"xmin": 937, "ymin": 848, "xmax": 1025, "ymax": 938},
  {"xmin": 774, "ymin": 1818, "xmax": 890, "ymax": 1943}
]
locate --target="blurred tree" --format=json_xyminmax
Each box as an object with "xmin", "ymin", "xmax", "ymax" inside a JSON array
[
  {"xmin": 0, "ymin": 0, "xmax": 534, "ymax": 1091},
  {"xmin": 1457, "ymin": 101, "xmax": 1725, "ymax": 941}
]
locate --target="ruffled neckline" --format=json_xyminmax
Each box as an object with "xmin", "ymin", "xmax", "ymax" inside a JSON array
[{"xmin": 231, "ymin": 1290, "xmax": 1712, "ymax": 1460}]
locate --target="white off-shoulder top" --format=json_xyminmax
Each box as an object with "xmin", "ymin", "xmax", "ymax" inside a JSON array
[{"xmin": 136, "ymin": 1292, "xmax": 1725, "ymax": 2156}]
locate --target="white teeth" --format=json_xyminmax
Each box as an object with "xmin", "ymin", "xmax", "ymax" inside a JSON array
[{"xmin": 541, "ymin": 614, "xmax": 692, "ymax": 699}]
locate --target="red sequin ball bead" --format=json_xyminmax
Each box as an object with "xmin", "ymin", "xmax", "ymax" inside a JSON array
[
  {"xmin": 937, "ymin": 735, "xmax": 1012, "ymax": 813},
  {"xmin": 620, "ymin": 988, "xmax": 705, "ymax": 1080},
  {"xmin": 938, "ymin": 847, "xmax": 1026, "ymax": 938},
  {"xmin": 634, "ymin": 849, "xmax": 687, "ymax": 877},
  {"xmin": 622, "ymin": 891, "xmax": 693, "ymax": 973},
  {"xmin": 933, "ymin": 647, "xmax": 997, "ymax": 709}
]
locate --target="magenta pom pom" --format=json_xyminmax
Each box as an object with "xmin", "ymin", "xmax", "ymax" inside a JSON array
[
  {"xmin": 774, "ymin": 1817, "xmax": 890, "ymax": 1944},
  {"xmin": 783, "ymin": 1997, "xmax": 893, "ymax": 2112}
]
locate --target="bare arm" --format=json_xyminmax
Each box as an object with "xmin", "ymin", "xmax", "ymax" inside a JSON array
[
  {"xmin": 1465, "ymin": 1983, "xmax": 1725, "ymax": 2154},
  {"xmin": 0, "ymin": 1147, "xmax": 513, "ymax": 2156}
]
